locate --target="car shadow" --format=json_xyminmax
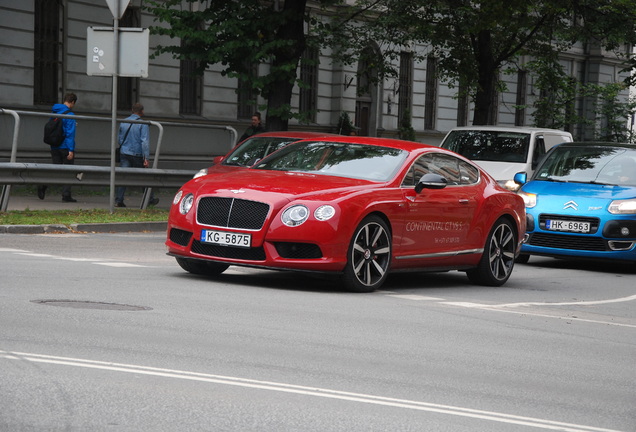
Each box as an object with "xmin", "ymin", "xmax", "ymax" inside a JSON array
[{"xmin": 520, "ymin": 256, "xmax": 636, "ymax": 275}]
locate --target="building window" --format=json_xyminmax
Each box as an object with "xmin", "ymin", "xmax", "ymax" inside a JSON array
[
  {"xmin": 515, "ymin": 70, "xmax": 527, "ymax": 126},
  {"xmin": 34, "ymin": 0, "xmax": 62, "ymax": 106},
  {"xmin": 299, "ymin": 47, "xmax": 318, "ymax": 123},
  {"xmin": 398, "ymin": 52, "xmax": 413, "ymax": 125},
  {"xmin": 179, "ymin": 52, "xmax": 201, "ymax": 115},
  {"xmin": 118, "ymin": 7, "xmax": 140, "ymax": 111},
  {"xmin": 237, "ymin": 61, "xmax": 258, "ymax": 119},
  {"xmin": 424, "ymin": 56, "xmax": 438, "ymax": 130}
]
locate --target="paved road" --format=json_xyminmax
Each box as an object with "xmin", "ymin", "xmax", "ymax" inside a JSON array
[{"xmin": 1, "ymin": 232, "xmax": 635, "ymax": 431}]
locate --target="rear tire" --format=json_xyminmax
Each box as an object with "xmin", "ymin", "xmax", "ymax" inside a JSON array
[
  {"xmin": 176, "ymin": 257, "xmax": 229, "ymax": 276},
  {"xmin": 467, "ymin": 218, "xmax": 516, "ymax": 286},
  {"xmin": 342, "ymin": 216, "xmax": 391, "ymax": 293}
]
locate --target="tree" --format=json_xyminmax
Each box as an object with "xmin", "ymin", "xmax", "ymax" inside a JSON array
[
  {"xmin": 330, "ymin": 0, "xmax": 636, "ymax": 126},
  {"xmin": 145, "ymin": 0, "xmax": 337, "ymax": 131}
]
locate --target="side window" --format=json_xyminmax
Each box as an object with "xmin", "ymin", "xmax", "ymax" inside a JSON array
[
  {"xmin": 402, "ymin": 154, "xmax": 431, "ymax": 187},
  {"xmin": 458, "ymin": 160, "xmax": 480, "ymax": 184},
  {"xmin": 429, "ymin": 154, "xmax": 460, "ymax": 185},
  {"xmin": 533, "ymin": 136, "xmax": 546, "ymax": 166}
]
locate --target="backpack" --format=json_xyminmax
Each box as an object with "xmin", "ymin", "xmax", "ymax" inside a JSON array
[{"xmin": 43, "ymin": 110, "xmax": 70, "ymax": 146}]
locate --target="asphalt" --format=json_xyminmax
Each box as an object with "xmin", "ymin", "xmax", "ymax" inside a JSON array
[{"xmin": 1, "ymin": 187, "xmax": 175, "ymax": 234}]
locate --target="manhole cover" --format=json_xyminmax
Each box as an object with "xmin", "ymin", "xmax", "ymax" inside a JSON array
[{"xmin": 31, "ymin": 300, "xmax": 152, "ymax": 311}]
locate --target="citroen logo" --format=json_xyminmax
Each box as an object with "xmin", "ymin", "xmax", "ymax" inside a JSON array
[
  {"xmin": 563, "ymin": 200, "xmax": 578, "ymax": 210},
  {"xmin": 230, "ymin": 189, "xmax": 245, "ymax": 194}
]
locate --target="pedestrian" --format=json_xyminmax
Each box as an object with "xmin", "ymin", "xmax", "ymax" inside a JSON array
[
  {"xmin": 238, "ymin": 112, "xmax": 265, "ymax": 142},
  {"xmin": 38, "ymin": 92, "xmax": 78, "ymax": 202},
  {"xmin": 115, "ymin": 103, "xmax": 159, "ymax": 207}
]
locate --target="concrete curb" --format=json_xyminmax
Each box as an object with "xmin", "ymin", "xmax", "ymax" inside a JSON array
[{"xmin": 0, "ymin": 221, "xmax": 167, "ymax": 234}]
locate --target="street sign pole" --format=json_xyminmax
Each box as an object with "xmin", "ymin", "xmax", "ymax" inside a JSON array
[{"xmin": 109, "ymin": 11, "xmax": 119, "ymax": 213}]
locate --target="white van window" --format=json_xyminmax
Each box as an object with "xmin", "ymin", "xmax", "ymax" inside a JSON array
[{"xmin": 443, "ymin": 130, "xmax": 530, "ymax": 163}]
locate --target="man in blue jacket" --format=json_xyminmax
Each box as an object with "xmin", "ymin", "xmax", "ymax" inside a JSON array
[
  {"xmin": 115, "ymin": 103, "xmax": 159, "ymax": 207},
  {"xmin": 38, "ymin": 92, "xmax": 78, "ymax": 202}
]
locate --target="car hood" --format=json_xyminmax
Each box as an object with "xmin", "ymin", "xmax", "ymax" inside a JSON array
[
  {"xmin": 189, "ymin": 169, "xmax": 378, "ymax": 203},
  {"xmin": 472, "ymin": 161, "xmax": 527, "ymax": 181},
  {"xmin": 522, "ymin": 180, "xmax": 636, "ymax": 212}
]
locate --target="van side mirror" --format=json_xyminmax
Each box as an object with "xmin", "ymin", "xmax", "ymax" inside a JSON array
[
  {"xmin": 415, "ymin": 173, "xmax": 448, "ymax": 193},
  {"xmin": 513, "ymin": 172, "xmax": 527, "ymax": 186}
]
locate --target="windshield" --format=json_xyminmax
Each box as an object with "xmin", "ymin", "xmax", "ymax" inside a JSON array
[
  {"xmin": 254, "ymin": 141, "xmax": 408, "ymax": 182},
  {"xmin": 223, "ymin": 137, "xmax": 299, "ymax": 167},
  {"xmin": 443, "ymin": 130, "xmax": 530, "ymax": 163},
  {"xmin": 535, "ymin": 145, "xmax": 636, "ymax": 186}
]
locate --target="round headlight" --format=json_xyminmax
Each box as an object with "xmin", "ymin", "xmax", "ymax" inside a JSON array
[
  {"xmin": 179, "ymin": 193, "xmax": 194, "ymax": 215},
  {"xmin": 314, "ymin": 205, "xmax": 336, "ymax": 221},
  {"xmin": 173, "ymin": 190, "xmax": 183, "ymax": 205},
  {"xmin": 282, "ymin": 205, "xmax": 309, "ymax": 227}
]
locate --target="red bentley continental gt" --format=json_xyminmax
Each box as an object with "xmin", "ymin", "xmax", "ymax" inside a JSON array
[{"xmin": 167, "ymin": 136, "xmax": 526, "ymax": 292}]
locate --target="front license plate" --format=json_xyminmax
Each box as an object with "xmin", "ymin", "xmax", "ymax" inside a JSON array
[
  {"xmin": 201, "ymin": 230, "xmax": 251, "ymax": 248},
  {"xmin": 545, "ymin": 219, "xmax": 590, "ymax": 233}
]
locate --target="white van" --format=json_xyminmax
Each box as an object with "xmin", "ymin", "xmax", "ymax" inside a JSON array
[{"xmin": 440, "ymin": 126, "xmax": 573, "ymax": 190}]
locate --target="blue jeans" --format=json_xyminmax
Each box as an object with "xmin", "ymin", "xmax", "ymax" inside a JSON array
[{"xmin": 116, "ymin": 154, "xmax": 154, "ymax": 204}]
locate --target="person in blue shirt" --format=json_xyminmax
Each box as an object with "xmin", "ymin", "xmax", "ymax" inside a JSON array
[
  {"xmin": 38, "ymin": 92, "xmax": 78, "ymax": 202},
  {"xmin": 115, "ymin": 103, "xmax": 159, "ymax": 207}
]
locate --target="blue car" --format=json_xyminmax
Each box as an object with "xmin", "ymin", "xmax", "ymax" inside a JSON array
[{"xmin": 514, "ymin": 142, "xmax": 636, "ymax": 264}]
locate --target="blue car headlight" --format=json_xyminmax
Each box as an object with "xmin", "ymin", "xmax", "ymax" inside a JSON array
[
  {"xmin": 608, "ymin": 198, "xmax": 636, "ymax": 214},
  {"xmin": 518, "ymin": 191, "xmax": 537, "ymax": 208}
]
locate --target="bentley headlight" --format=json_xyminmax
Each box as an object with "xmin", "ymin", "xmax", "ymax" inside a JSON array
[
  {"xmin": 608, "ymin": 199, "xmax": 636, "ymax": 214},
  {"xmin": 314, "ymin": 205, "xmax": 336, "ymax": 221},
  {"xmin": 518, "ymin": 191, "xmax": 537, "ymax": 208},
  {"xmin": 173, "ymin": 190, "xmax": 183, "ymax": 205},
  {"xmin": 282, "ymin": 205, "xmax": 309, "ymax": 227},
  {"xmin": 179, "ymin": 193, "xmax": 194, "ymax": 215}
]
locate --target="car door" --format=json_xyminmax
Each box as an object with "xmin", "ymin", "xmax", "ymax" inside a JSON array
[{"xmin": 396, "ymin": 153, "xmax": 480, "ymax": 263}]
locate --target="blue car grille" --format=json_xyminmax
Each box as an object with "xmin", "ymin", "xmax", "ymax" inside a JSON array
[
  {"xmin": 538, "ymin": 214, "xmax": 600, "ymax": 233},
  {"xmin": 527, "ymin": 233, "xmax": 607, "ymax": 251},
  {"xmin": 197, "ymin": 197, "xmax": 270, "ymax": 229}
]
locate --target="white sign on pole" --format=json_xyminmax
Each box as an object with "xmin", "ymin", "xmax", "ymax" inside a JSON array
[
  {"xmin": 87, "ymin": 27, "xmax": 149, "ymax": 77},
  {"xmin": 105, "ymin": 0, "xmax": 131, "ymax": 19}
]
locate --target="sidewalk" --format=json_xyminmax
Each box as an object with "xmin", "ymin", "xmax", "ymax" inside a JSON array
[{"xmin": 1, "ymin": 186, "xmax": 176, "ymax": 234}]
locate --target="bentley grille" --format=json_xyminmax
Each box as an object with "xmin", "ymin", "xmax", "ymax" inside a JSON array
[{"xmin": 197, "ymin": 197, "xmax": 270, "ymax": 229}]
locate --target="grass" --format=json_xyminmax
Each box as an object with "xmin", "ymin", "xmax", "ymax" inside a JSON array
[
  {"xmin": 1, "ymin": 185, "xmax": 172, "ymax": 225},
  {"xmin": 0, "ymin": 208, "xmax": 169, "ymax": 225}
]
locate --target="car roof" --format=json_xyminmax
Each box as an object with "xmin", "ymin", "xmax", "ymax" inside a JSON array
[
  {"xmin": 246, "ymin": 131, "xmax": 338, "ymax": 139},
  {"xmin": 293, "ymin": 135, "xmax": 434, "ymax": 152},
  {"xmin": 447, "ymin": 126, "xmax": 572, "ymax": 135},
  {"xmin": 554, "ymin": 141, "xmax": 636, "ymax": 149}
]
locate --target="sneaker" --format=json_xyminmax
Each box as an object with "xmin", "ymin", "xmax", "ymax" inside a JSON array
[
  {"xmin": 115, "ymin": 202, "xmax": 126, "ymax": 208},
  {"xmin": 37, "ymin": 186, "xmax": 47, "ymax": 200},
  {"xmin": 149, "ymin": 198, "xmax": 160, "ymax": 206},
  {"xmin": 62, "ymin": 196, "xmax": 77, "ymax": 203}
]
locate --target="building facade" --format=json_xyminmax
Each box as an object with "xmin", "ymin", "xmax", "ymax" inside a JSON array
[{"xmin": 0, "ymin": 0, "xmax": 631, "ymax": 166}]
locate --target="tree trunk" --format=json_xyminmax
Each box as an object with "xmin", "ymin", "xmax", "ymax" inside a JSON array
[
  {"xmin": 263, "ymin": 0, "xmax": 307, "ymax": 132},
  {"xmin": 472, "ymin": 30, "xmax": 497, "ymax": 125}
]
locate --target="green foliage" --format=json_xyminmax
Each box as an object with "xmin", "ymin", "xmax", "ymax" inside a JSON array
[
  {"xmin": 336, "ymin": 112, "xmax": 353, "ymax": 135},
  {"xmin": 398, "ymin": 109, "xmax": 416, "ymax": 141},
  {"xmin": 0, "ymin": 209, "xmax": 168, "ymax": 226}
]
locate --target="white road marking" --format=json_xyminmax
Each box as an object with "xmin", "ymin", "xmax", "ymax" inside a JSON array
[
  {"xmin": 94, "ymin": 262, "xmax": 147, "ymax": 268},
  {"xmin": 0, "ymin": 350, "xmax": 622, "ymax": 432},
  {"xmin": 386, "ymin": 294, "xmax": 444, "ymax": 301}
]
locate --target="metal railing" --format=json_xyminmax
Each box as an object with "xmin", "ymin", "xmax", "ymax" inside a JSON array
[{"xmin": 0, "ymin": 108, "xmax": 237, "ymax": 211}]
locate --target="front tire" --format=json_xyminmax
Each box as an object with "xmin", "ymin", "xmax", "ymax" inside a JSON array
[
  {"xmin": 342, "ymin": 216, "xmax": 392, "ymax": 293},
  {"xmin": 176, "ymin": 257, "xmax": 229, "ymax": 276},
  {"xmin": 467, "ymin": 218, "xmax": 516, "ymax": 286}
]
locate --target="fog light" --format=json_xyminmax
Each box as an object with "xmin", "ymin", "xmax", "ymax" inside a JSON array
[{"xmin": 621, "ymin": 227, "xmax": 630, "ymax": 236}]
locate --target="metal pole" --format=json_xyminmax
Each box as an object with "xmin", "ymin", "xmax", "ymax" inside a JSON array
[{"xmin": 109, "ymin": 9, "xmax": 119, "ymax": 214}]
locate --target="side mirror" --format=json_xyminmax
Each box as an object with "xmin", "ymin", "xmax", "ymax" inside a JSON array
[
  {"xmin": 513, "ymin": 172, "xmax": 527, "ymax": 186},
  {"xmin": 415, "ymin": 173, "xmax": 448, "ymax": 193},
  {"xmin": 212, "ymin": 155, "xmax": 224, "ymax": 165}
]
